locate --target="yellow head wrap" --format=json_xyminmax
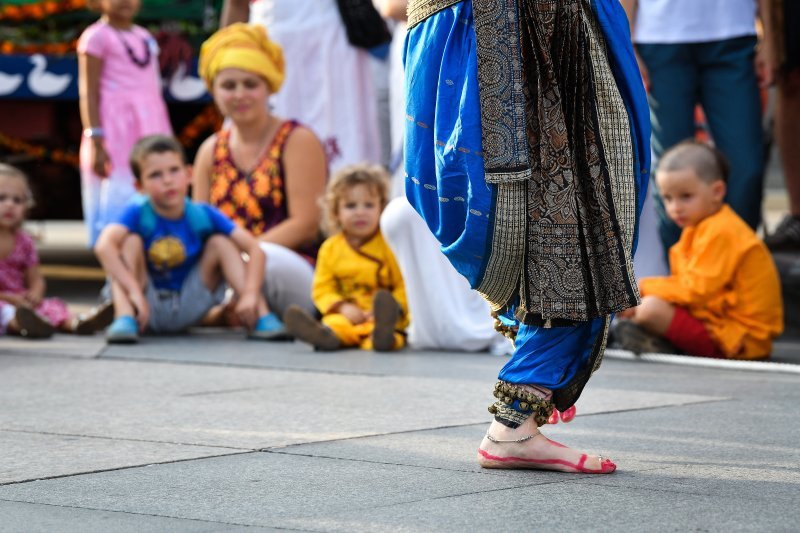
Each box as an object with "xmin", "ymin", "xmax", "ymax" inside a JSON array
[{"xmin": 198, "ymin": 23, "xmax": 285, "ymax": 93}]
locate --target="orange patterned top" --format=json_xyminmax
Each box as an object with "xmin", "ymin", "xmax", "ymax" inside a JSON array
[{"xmin": 210, "ymin": 120, "xmax": 299, "ymax": 238}]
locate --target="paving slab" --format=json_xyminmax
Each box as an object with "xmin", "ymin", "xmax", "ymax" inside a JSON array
[
  {"xmin": 0, "ymin": 355, "xmax": 491, "ymax": 450},
  {"xmin": 0, "ymin": 334, "xmax": 104, "ymax": 359},
  {"xmin": 0, "ymin": 430, "xmax": 243, "ymax": 484},
  {"xmin": 0, "ymin": 500, "xmax": 275, "ymax": 533},
  {"xmin": 0, "ymin": 354, "xmax": 721, "ymax": 451},
  {"xmin": 101, "ymin": 330, "xmax": 504, "ymax": 381},
  {"xmin": 0, "ymin": 452, "xmax": 547, "ymax": 529},
  {"xmin": 274, "ymin": 477, "xmax": 794, "ymax": 532},
  {"xmin": 269, "ymin": 398, "xmax": 800, "ymax": 490}
]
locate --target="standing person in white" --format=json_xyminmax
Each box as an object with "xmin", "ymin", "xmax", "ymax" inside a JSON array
[{"xmin": 220, "ymin": 0, "xmax": 381, "ymax": 173}]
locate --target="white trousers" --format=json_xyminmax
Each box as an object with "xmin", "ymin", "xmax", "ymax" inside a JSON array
[{"xmin": 380, "ymin": 198, "xmax": 509, "ymax": 352}]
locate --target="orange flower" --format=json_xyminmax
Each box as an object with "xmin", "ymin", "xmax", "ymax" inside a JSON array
[
  {"xmin": 3, "ymin": 6, "xmax": 21, "ymax": 19},
  {"xmin": 244, "ymin": 198, "xmax": 260, "ymax": 219},
  {"xmin": 219, "ymin": 202, "xmax": 236, "ymax": 218},
  {"xmin": 271, "ymin": 189, "xmax": 283, "ymax": 206},
  {"xmin": 210, "ymin": 179, "xmax": 229, "ymax": 203},
  {"xmin": 232, "ymin": 180, "xmax": 251, "ymax": 207},
  {"xmin": 252, "ymin": 173, "xmax": 270, "ymax": 197}
]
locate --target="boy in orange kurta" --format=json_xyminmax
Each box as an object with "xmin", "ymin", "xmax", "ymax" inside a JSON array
[
  {"xmin": 283, "ymin": 164, "xmax": 408, "ymax": 351},
  {"xmin": 614, "ymin": 141, "xmax": 783, "ymax": 359}
]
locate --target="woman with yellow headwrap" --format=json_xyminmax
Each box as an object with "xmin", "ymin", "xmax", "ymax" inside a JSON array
[
  {"xmin": 193, "ymin": 23, "xmax": 327, "ymax": 321},
  {"xmin": 219, "ymin": 0, "xmax": 381, "ymax": 173}
]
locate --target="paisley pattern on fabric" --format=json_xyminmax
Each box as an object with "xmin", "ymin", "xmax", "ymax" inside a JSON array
[
  {"xmin": 477, "ymin": 0, "xmax": 639, "ymax": 324},
  {"xmin": 472, "ymin": 0, "xmax": 532, "ymax": 183}
]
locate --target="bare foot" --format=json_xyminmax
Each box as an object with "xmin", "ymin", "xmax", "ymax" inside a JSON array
[{"xmin": 477, "ymin": 419, "xmax": 615, "ymax": 474}]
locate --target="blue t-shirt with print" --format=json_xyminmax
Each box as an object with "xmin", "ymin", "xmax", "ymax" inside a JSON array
[{"xmin": 116, "ymin": 198, "xmax": 236, "ymax": 291}]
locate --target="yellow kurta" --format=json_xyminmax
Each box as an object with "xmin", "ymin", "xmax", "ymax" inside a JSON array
[
  {"xmin": 640, "ymin": 205, "xmax": 783, "ymax": 360},
  {"xmin": 312, "ymin": 231, "xmax": 409, "ymax": 348}
]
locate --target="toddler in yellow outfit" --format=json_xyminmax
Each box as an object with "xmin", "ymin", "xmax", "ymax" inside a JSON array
[
  {"xmin": 614, "ymin": 141, "xmax": 783, "ymax": 359},
  {"xmin": 284, "ymin": 164, "xmax": 408, "ymax": 351}
]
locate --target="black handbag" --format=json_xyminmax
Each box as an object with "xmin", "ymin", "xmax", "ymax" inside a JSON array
[{"xmin": 335, "ymin": 0, "xmax": 393, "ymax": 50}]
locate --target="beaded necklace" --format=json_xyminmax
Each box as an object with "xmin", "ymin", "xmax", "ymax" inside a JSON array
[{"xmin": 112, "ymin": 27, "xmax": 151, "ymax": 68}]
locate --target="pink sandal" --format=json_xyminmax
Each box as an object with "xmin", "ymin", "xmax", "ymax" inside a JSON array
[{"xmin": 478, "ymin": 432, "xmax": 615, "ymax": 473}]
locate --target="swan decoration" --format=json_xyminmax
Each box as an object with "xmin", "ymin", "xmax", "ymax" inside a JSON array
[
  {"xmin": 168, "ymin": 62, "xmax": 207, "ymax": 102},
  {"xmin": 0, "ymin": 71, "xmax": 24, "ymax": 96},
  {"xmin": 27, "ymin": 54, "xmax": 72, "ymax": 97}
]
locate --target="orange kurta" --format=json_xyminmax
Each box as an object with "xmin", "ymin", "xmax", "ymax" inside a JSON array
[
  {"xmin": 312, "ymin": 231, "xmax": 409, "ymax": 348},
  {"xmin": 639, "ymin": 204, "xmax": 783, "ymax": 360}
]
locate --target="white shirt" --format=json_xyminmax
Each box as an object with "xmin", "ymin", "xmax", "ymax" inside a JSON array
[
  {"xmin": 249, "ymin": 0, "xmax": 340, "ymax": 32},
  {"xmin": 633, "ymin": 0, "xmax": 757, "ymax": 44}
]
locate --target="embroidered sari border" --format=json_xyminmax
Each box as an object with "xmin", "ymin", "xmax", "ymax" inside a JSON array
[{"xmin": 407, "ymin": 0, "xmax": 462, "ymax": 28}]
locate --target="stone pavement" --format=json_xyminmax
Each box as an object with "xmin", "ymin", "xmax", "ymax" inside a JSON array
[{"xmin": 1, "ymin": 327, "xmax": 799, "ymax": 532}]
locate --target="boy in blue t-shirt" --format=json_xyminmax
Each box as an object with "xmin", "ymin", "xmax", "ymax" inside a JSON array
[{"xmin": 95, "ymin": 135, "xmax": 288, "ymax": 343}]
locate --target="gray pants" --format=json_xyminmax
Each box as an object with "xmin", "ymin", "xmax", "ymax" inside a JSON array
[{"xmin": 146, "ymin": 264, "xmax": 226, "ymax": 333}]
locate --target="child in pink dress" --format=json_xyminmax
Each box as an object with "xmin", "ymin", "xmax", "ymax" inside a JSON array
[
  {"xmin": 0, "ymin": 164, "xmax": 111, "ymax": 338},
  {"xmin": 78, "ymin": 0, "xmax": 172, "ymax": 246}
]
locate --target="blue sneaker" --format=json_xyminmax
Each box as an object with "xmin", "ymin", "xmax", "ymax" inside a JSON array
[
  {"xmin": 106, "ymin": 315, "xmax": 139, "ymax": 344},
  {"xmin": 248, "ymin": 313, "xmax": 292, "ymax": 341}
]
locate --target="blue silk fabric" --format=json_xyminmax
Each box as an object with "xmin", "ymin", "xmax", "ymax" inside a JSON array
[{"xmin": 404, "ymin": 0, "xmax": 650, "ymax": 390}]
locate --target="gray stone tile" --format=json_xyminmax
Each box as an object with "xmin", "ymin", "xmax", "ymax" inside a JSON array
[
  {"xmin": 0, "ymin": 334, "xmax": 104, "ymax": 358},
  {"xmin": 0, "ymin": 355, "xmax": 491, "ymax": 449},
  {"xmin": 278, "ymin": 480, "xmax": 794, "ymax": 532},
  {"xmin": 0, "ymin": 430, "xmax": 242, "ymax": 484},
  {"xmin": 101, "ymin": 330, "xmax": 502, "ymax": 381},
  {"xmin": 0, "ymin": 452, "xmax": 544, "ymax": 529},
  {"xmin": 272, "ymin": 394, "xmax": 800, "ymax": 493},
  {"xmin": 268, "ymin": 406, "xmax": 720, "ymax": 477},
  {"xmin": 0, "ymin": 501, "xmax": 276, "ymax": 533},
  {"xmin": 0, "ymin": 355, "xmax": 721, "ymax": 453}
]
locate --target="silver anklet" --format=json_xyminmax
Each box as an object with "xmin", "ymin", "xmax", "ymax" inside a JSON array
[{"xmin": 485, "ymin": 431, "xmax": 540, "ymax": 444}]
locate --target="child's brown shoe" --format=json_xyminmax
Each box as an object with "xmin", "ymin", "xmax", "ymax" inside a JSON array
[
  {"xmin": 609, "ymin": 319, "xmax": 678, "ymax": 355},
  {"xmin": 284, "ymin": 305, "xmax": 341, "ymax": 351},
  {"xmin": 14, "ymin": 307, "xmax": 55, "ymax": 339},
  {"xmin": 73, "ymin": 301, "xmax": 115, "ymax": 335},
  {"xmin": 372, "ymin": 289, "xmax": 400, "ymax": 352}
]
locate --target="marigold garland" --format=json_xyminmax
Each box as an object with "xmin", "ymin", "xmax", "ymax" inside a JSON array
[
  {"xmin": 0, "ymin": 39, "xmax": 77, "ymax": 55},
  {"xmin": 0, "ymin": 132, "xmax": 79, "ymax": 166},
  {"xmin": 0, "ymin": 0, "xmax": 87, "ymax": 21}
]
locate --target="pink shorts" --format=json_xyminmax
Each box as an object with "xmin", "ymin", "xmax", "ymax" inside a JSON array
[{"xmin": 663, "ymin": 307, "xmax": 725, "ymax": 358}]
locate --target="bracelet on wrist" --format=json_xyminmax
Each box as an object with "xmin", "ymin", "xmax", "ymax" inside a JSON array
[{"xmin": 83, "ymin": 127, "xmax": 104, "ymax": 138}]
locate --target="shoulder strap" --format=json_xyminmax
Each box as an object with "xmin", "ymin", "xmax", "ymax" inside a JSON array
[
  {"xmin": 184, "ymin": 199, "xmax": 213, "ymax": 240},
  {"xmin": 134, "ymin": 194, "xmax": 157, "ymax": 240},
  {"xmin": 136, "ymin": 196, "xmax": 213, "ymax": 241}
]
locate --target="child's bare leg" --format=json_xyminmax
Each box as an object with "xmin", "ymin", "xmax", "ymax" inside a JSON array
[
  {"xmin": 628, "ymin": 295, "xmax": 675, "ymax": 335},
  {"xmin": 199, "ymin": 235, "xmax": 268, "ymax": 316},
  {"xmin": 111, "ymin": 234, "xmax": 147, "ymax": 319},
  {"xmin": 478, "ymin": 384, "xmax": 614, "ymax": 474}
]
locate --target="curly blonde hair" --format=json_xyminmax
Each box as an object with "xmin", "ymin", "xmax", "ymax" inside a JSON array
[
  {"xmin": 0, "ymin": 163, "xmax": 35, "ymax": 212},
  {"xmin": 322, "ymin": 164, "xmax": 390, "ymax": 235}
]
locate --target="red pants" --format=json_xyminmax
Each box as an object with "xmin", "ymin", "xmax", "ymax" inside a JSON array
[{"xmin": 663, "ymin": 307, "xmax": 725, "ymax": 358}]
